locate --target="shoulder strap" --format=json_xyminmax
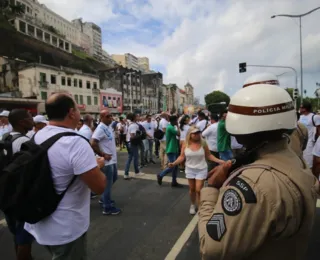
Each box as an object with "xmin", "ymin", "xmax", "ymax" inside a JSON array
[
  {"xmin": 222, "ymin": 164, "xmax": 272, "ymax": 187},
  {"xmin": 11, "ymin": 133, "xmax": 26, "ymax": 143},
  {"xmin": 41, "ymin": 132, "xmax": 88, "ymax": 150},
  {"xmin": 312, "ymin": 114, "xmax": 316, "ymax": 127}
]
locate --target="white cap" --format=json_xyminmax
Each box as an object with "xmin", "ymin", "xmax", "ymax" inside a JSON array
[
  {"xmin": 243, "ymin": 73, "xmax": 279, "ymax": 88},
  {"xmin": 0, "ymin": 110, "xmax": 10, "ymax": 117},
  {"xmin": 226, "ymin": 84, "xmax": 296, "ymax": 135},
  {"xmin": 33, "ymin": 115, "xmax": 48, "ymax": 124}
]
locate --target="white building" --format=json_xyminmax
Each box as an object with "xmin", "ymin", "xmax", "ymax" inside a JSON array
[
  {"xmin": 138, "ymin": 57, "xmax": 150, "ymax": 72},
  {"xmin": 112, "ymin": 53, "xmax": 140, "ymax": 71},
  {"xmin": 101, "ymin": 50, "xmax": 117, "ymax": 67},
  {"xmin": 18, "ymin": 63, "xmax": 101, "ymax": 115},
  {"xmin": 13, "ymin": 0, "xmax": 92, "ymax": 53}
]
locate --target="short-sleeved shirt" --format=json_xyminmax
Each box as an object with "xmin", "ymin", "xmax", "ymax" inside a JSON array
[
  {"xmin": 0, "ymin": 124, "xmax": 12, "ymax": 137},
  {"xmin": 217, "ymin": 120, "xmax": 231, "ymax": 152},
  {"xmin": 24, "ymin": 125, "xmax": 97, "ymax": 246},
  {"xmin": 92, "ymin": 122, "xmax": 117, "ymax": 166},
  {"xmin": 180, "ymin": 125, "xmax": 190, "ymax": 141},
  {"xmin": 78, "ymin": 124, "xmax": 93, "ymax": 141},
  {"xmin": 196, "ymin": 119, "xmax": 209, "ymax": 132},
  {"xmin": 166, "ymin": 124, "xmax": 179, "ymax": 154},
  {"xmin": 142, "ymin": 121, "xmax": 156, "ymax": 139},
  {"xmin": 202, "ymin": 123, "xmax": 218, "ymax": 152},
  {"xmin": 159, "ymin": 118, "xmax": 169, "ymax": 141},
  {"xmin": 126, "ymin": 122, "xmax": 139, "ymax": 142},
  {"xmin": 117, "ymin": 122, "xmax": 127, "ymax": 135}
]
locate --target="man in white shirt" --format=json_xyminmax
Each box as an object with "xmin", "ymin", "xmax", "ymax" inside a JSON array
[
  {"xmin": 0, "ymin": 110, "xmax": 13, "ymax": 137},
  {"xmin": 196, "ymin": 111, "xmax": 209, "ymax": 132},
  {"xmin": 91, "ymin": 110, "xmax": 121, "ymax": 215},
  {"xmin": 124, "ymin": 113, "xmax": 145, "ymax": 179},
  {"xmin": 2, "ymin": 109, "xmax": 34, "ymax": 260},
  {"xmin": 78, "ymin": 114, "xmax": 93, "ymax": 141},
  {"xmin": 24, "ymin": 93, "xmax": 106, "ymax": 260},
  {"xmin": 202, "ymin": 114, "xmax": 219, "ymax": 171},
  {"xmin": 117, "ymin": 117, "xmax": 127, "ymax": 150},
  {"xmin": 142, "ymin": 114, "xmax": 156, "ymax": 164},
  {"xmin": 27, "ymin": 115, "xmax": 48, "ymax": 138},
  {"xmin": 299, "ymin": 102, "xmax": 315, "ymax": 168},
  {"xmin": 159, "ymin": 113, "xmax": 169, "ymax": 170}
]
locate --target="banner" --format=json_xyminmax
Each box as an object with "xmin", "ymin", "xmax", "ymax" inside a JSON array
[{"xmin": 100, "ymin": 92, "xmax": 122, "ymax": 113}]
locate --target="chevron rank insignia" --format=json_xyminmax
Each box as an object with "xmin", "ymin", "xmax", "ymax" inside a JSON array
[{"xmin": 206, "ymin": 213, "xmax": 226, "ymax": 241}]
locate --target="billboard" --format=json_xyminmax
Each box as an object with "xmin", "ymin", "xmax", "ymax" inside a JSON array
[{"xmin": 100, "ymin": 89, "xmax": 123, "ymax": 114}]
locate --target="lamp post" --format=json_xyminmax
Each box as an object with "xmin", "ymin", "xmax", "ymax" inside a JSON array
[{"xmin": 271, "ymin": 7, "xmax": 320, "ymax": 103}]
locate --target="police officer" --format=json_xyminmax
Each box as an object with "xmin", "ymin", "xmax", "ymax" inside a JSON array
[{"xmin": 198, "ymin": 84, "xmax": 319, "ymax": 259}]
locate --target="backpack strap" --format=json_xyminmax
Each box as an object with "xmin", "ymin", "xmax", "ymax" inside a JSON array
[
  {"xmin": 40, "ymin": 132, "xmax": 88, "ymax": 150},
  {"xmin": 312, "ymin": 114, "xmax": 316, "ymax": 127}
]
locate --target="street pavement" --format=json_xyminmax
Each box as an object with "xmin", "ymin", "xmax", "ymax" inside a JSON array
[{"xmin": 0, "ymin": 150, "xmax": 320, "ymax": 259}]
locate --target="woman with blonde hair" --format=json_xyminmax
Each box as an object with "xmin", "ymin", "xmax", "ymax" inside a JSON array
[{"xmin": 169, "ymin": 125, "xmax": 225, "ymax": 215}]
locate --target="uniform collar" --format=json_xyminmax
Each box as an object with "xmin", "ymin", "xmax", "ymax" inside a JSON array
[{"xmin": 257, "ymin": 138, "xmax": 288, "ymax": 157}]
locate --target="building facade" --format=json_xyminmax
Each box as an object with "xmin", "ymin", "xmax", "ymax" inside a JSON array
[
  {"xmin": 101, "ymin": 50, "xmax": 118, "ymax": 67},
  {"xmin": 81, "ymin": 22, "xmax": 102, "ymax": 59},
  {"xmin": 184, "ymin": 82, "xmax": 194, "ymax": 105},
  {"xmin": 112, "ymin": 53, "xmax": 140, "ymax": 71},
  {"xmin": 141, "ymin": 72, "xmax": 162, "ymax": 114},
  {"xmin": 100, "ymin": 88, "xmax": 123, "ymax": 114},
  {"xmin": 18, "ymin": 63, "xmax": 101, "ymax": 115},
  {"xmin": 138, "ymin": 57, "xmax": 150, "ymax": 72}
]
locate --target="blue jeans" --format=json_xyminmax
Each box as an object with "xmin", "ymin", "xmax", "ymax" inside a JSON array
[
  {"xmin": 101, "ymin": 164, "xmax": 118, "ymax": 209},
  {"xmin": 124, "ymin": 143, "xmax": 140, "ymax": 175},
  {"xmin": 219, "ymin": 150, "xmax": 233, "ymax": 161},
  {"xmin": 159, "ymin": 153, "xmax": 178, "ymax": 183},
  {"xmin": 145, "ymin": 139, "xmax": 154, "ymax": 161}
]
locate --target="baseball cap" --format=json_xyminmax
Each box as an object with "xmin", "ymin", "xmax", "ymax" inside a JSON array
[
  {"xmin": 0, "ymin": 110, "xmax": 10, "ymax": 117},
  {"xmin": 33, "ymin": 115, "xmax": 48, "ymax": 124}
]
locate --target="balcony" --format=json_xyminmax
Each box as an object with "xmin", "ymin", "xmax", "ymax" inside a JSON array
[
  {"xmin": 39, "ymin": 81, "xmax": 48, "ymax": 88},
  {"xmin": 92, "ymin": 88, "xmax": 100, "ymax": 94}
]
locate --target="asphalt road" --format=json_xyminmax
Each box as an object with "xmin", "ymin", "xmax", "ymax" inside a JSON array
[{"xmin": 0, "ymin": 150, "xmax": 320, "ymax": 259}]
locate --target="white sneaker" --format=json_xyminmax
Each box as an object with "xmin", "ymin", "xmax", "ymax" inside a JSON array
[
  {"xmin": 124, "ymin": 175, "xmax": 130, "ymax": 180},
  {"xmin": 189, "ymin": 204, "xmax": 196, "ymax": 215},
  {"xmin": 135, "ymin": 172, "xmax": 145, "ymax": 177}
]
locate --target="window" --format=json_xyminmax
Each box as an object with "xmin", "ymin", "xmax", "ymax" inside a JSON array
[
  {"xmin": 19, "ymin": 21, "xmax": 26, "ymax": 33},
  {"xmin": 79, "ymin": 79, "xmax": 83, "ymax": 88},
  {"xmin": 93, "ymin": 82, "xmax": 97, "ymax": 89},
  {"xmin": 61, "ymin": 76, "xmax": 66, "ymax": 86},
  {"xmin": 51, "ymin": 75, "xmax": 56, "ymax": 84},
  {"xmin": 86, "ymin": 81, "xmax": 91, "ymax": 89},
  {"xmin": 94, "ymin": 96, "xmax": 98, "ymax": 105},
  {"xmin": 67, "ymin": 77, "xmax": 71, "ymax": 86},
  {"xmin": 74, "ymin": 94, "xmax": 79, "ymax": 104},
  {"xmin": 87, "ymin": 96, "xmax": 91, "ymax": 105},
  {"xmin": 74, "ymin": 79, "xmax": 78, "ymax": 87},
  {"xmin": 79, "ymin": 95, "xmax": 83, "ymax": 104},
  {"xmin": 40, "ymin": 72, "xmax": 46, "ymax": 83},
  {"xmin": 41, "ymin": 91, "xmax": 47, "ymax": 100}
]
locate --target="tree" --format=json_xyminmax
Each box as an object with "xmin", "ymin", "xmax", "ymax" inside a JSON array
[
  {"xmin": 205, "ymin": 90, "xmax": 230, "ymax": 106},
  {"xmin": 0, "ymin": 0, "xmax": 25, "ymax": 19}
]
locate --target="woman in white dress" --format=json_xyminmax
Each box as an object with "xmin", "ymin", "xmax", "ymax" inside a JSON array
[{"xmin": 169, "ymin": 126, "xmax": 225, "ymax": 215}]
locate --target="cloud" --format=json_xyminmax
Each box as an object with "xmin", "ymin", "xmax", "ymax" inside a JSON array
[{"xmin": 37, "ymin": 0, "xmax": 320, "ymax": 102}]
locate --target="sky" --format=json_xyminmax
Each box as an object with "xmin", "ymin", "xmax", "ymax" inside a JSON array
[{"xmin": 39, "ymin": 0, "xmax": 320, "ymax": 103}]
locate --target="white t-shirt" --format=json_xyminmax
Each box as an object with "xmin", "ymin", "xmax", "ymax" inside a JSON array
[
  {"xmin": 24, "ymin": 126, "xmax": 97, "ymax": 246},
  {"xmin": 196, "ymin": 119, "xmax": 209, "ymax": 132},
  {"xmin": 180, "ymin": 125, "xmax": 190, "ymax": 141},
  {"xmin": 92, "ymin": 123, "xmax": 117, "ymax": 166},
  {"xmin": 300, "ymin": 113, "xmax": 315, "ymax": 168},
  {"xmin": 126, "ymin": 122, "xmax": 139, "ymax": 142},
  {"xmin": 312, "ymin": 137, "xmax": 320, "ymax": 157},
  {"xmin": 117, "ymin": 122, "xmax": 127, "ymax": 135},
  {"xmin": 0, "ymin": 131, "xmax": 30, "ymax": 154},
  {"xmin": 78, "ymin": 124, "xmax": 93, "ymax": 141},
  {"xmin": 231, "ymin": 136, "xmax": 243, "ymax": 149},
  {"xmin": 159, "ymin": 118, "xmax": 169, "ymax": 141},
  {"xmin": 202, "ymin": 123, "xmax": 218, "ymax": 152},
  {"xmin": 0, "ymin": 124, "xmax": 12, "ymax": 137},
  {"xmin": 142, "ymin": 121, "xmax": 156, "ymax": 139}
]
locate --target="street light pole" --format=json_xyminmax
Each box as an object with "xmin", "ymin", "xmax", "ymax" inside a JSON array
[{"xmin": 271, "ymin": 6, "xmax": 320, "ymax": 104}]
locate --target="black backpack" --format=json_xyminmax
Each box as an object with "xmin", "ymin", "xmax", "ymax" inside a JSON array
[
  {"xmin": 137, "ymin": 123, "xmax": 147, "ymax": 140},
  {"xmin": 0, "ymin": 133, "xmax": 25, "ymax": 172},
  {"xmin": 154, "ymin": 122, "xmax": 165, "ymax": 140},
  {"xmin": 0, "ymin": 132, "xmax": 84, "ymax": 224}
]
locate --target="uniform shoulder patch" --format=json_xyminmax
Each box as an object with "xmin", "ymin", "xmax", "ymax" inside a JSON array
[
  {"xmin": 206, "ymin": 213, "xmax": 226, "ymax": 242},
  {"xmin": 229, "ymin": 177, "xmax": 257, "ymax": 204},
  {"xmin": 222, "ymin": 189, "xmax": 242, "ymax": 216}
]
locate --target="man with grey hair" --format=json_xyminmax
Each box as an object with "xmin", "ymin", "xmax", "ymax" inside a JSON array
[{"xmin": 79, "ymin": 114, "xmax": 93, "ymax": 141}]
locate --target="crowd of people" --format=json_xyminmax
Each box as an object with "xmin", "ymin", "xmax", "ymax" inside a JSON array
[{"xmin": 0, "ymin": 72, "xmax": 320, "ymax": 260}]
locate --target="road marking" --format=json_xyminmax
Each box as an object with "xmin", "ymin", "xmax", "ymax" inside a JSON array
[
  {"xmin": 165, "ymin": 214, "xmax": 199, "ymax": 260},
  {"xmin": 117, "ymin": 170, "xmax": 189, "ymax": 185}
]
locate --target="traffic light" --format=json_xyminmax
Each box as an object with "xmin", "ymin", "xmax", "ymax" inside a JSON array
[
  {"xmin": 293, "ymin": 88, "xmax": 299, "ymax": 100},
  {"xmin": 239, "ymin": 62, "xmax": 246, "ymax": 73}
]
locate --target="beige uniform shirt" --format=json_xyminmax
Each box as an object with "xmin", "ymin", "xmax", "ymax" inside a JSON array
[
  {"xmin": 290, "ymin": 122, "xmax": 308, "ymax": 157},
  {"xmin": 198, "ymin": 139, "xmax": 319, "ymax": 260}
]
